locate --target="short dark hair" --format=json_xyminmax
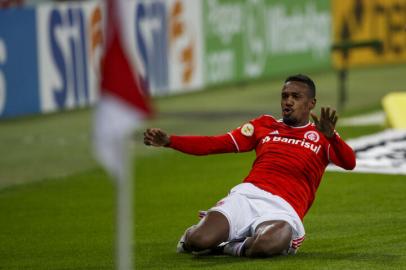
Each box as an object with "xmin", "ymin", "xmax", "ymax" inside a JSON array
[{"xmin": 284, "ymin": 74, "xmax": 316, "ymax": 98}]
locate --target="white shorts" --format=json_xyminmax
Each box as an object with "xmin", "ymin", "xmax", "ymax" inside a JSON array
[{"xmin": 210, "ymin": 183, "xmax": 305, "ymax": 254}]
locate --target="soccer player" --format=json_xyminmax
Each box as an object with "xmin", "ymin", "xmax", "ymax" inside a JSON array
[{"xmin": 144, "ymin": 74, "xmax": 356, "ymax": 258}]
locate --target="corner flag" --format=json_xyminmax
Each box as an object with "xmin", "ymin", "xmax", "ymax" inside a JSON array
[{"xmin": 93, "ymin": 0, "xmax": 153, "ymax": 268}]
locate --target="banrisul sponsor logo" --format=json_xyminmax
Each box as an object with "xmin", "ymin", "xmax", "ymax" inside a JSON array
[
  {"xmin": 262, "ymin": 135, "xmax": 321, "ymax": 154},
  {"xmin": 48, "ymin": 7, "xmax": 89, "ymax": 109},
  {"xmin": 39, "ymin": 3, "xmax": 101, "ymax": 113},
  {"xmin": 266, "ymin": 2, "xmax": 330, "ymax": 58}
]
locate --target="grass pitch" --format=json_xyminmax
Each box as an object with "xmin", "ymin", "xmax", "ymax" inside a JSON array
[
  {"xmin": 0, "ymin": 65, "xmax": 406, "ymax": 269},
  {"xmin": 1, "ymin": 149, "xmax": 405, "ymax": 269}
]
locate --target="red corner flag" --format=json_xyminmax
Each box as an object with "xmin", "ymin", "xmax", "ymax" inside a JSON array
[
  {"xmin": 93, "ymin": 0, "xmax": 153, "ymax": 269},
  {"xmin": 94, "ymin": 0, "xmax": 153, "ymax": 177},
  {"xmin": 101, "ymin": 0, "xmax": 152, "ymax": 118}
]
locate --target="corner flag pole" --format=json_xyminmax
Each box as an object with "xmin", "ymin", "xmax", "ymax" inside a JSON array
[
  {"xmin": 116, "ymin": 137, "xmax": 133, "ymax": 270},
  {"xmin": 94, "ymin": 96, "xmax": 142, "ymax": 270}
]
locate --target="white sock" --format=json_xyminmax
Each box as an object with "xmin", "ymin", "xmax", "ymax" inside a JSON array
[{"xmin": 223, "ymin": 238, "xmax": 247, "ymax": 257}]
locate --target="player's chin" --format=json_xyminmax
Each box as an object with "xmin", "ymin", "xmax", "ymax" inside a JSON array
[{"xmin": 282, "ymin": 115, "xmax": 297, "ymax": 126}]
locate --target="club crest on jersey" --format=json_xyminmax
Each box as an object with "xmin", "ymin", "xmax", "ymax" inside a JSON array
[
  {"xmin": 241, "ymin": 123, "xmax": 254, "ymax": 137},
  {"xmin": 304, "ymin": 131, "xmax": 320, "ymax": 142}
]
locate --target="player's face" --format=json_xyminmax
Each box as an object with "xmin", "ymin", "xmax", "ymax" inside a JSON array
[{"xmin": 281, "ymin": 81, "xmax": 316, "ymax": 126}]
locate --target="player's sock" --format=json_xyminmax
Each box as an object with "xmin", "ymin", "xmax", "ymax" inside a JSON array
[
  {"xmin": 198, "ymin": 210, "xmax": 207, "ymax": 219},
  {"xmin": 222, "ymin": 238, "xmax": 248, "ymax": 257}
]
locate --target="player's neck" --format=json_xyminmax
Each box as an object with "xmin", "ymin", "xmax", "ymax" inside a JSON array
[{"xmin": 283, "ymin": 118, "xmax": 310, "ymax": 127}]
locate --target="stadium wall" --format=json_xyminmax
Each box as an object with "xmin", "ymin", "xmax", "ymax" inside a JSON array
[{"xmin": 1, "ymin": 0, "xmax": 403, "ymax": 118}]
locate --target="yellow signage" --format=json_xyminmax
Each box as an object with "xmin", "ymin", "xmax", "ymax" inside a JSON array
[
  {"xmin": 332, "ymin": 0, "xmax": 406, "ymax": 68},
  {"xmin": 382, "ymin": 92, "xmax": 406, "ymax": 129}
]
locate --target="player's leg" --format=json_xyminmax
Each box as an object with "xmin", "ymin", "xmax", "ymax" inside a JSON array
[
  {"xmin": 244, "ymin": 220, "xmax": 292, "ymax": 257},
  {"xmin": 181, "ymin": 211, "xmax": 229, "ymax": 252},
  {"xmin": 219, "ymin": 184, "xmax": 305, "ymax": 257},
  {"xmin": 178, "ymin": 183, "xmax": 257, "ymax": 254},
  {"xmin": 245, "ymin": 220, "xmax": 292, "ymax": 257},
  {"xmin": 222, "ymin": 220, "xmax": 292, "ymax": 257}
]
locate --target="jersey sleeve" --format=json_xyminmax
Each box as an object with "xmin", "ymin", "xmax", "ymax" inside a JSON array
[
  {"xmin": 168, "ymin": 134, "xmax": 237, "ymax": 155},
  {"xmin": 327, "ymin": 132, "xmax": 356, "ymax": 170},
  {"xmin": 168, "ymin": 116, "xmax": 265, "ymax": 155},
  {"xmin": 228, "ymin": 117, "xmax": 264, "ymax": 152}
]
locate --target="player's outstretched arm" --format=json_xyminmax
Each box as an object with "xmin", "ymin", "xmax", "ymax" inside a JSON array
[
  {"xmin": 144, "ymin": 128, "xmax": 237, "ymax": 155},
  {"xmin": 311, "ymin": 107, "xmax": 356, "ymax": 170},
  {"xmin": 144, "ymin": 128, "xmax": 170, "ymax": 147}
]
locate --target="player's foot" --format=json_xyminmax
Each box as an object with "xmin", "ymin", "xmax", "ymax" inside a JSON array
[
  {"xmin": 176, "ymin": 225, "xmax": 197, "ymax": 253},
  {"xmin": 176, "ymin": 231, "xmax": 188, "ymax": 253},
  {"xmin": 178, "ymin": 211, "xmax": 208, "ymax": 253}
]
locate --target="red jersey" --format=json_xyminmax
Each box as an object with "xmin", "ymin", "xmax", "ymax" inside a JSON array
[{"xmin": 168, "ymin": 115, "xmax": 356, "ymax": 220}]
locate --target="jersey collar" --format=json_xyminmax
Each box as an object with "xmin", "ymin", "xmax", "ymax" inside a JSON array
[{"xmin": 278, "ymin": 119, "xmax": 312, "ymax": 128}]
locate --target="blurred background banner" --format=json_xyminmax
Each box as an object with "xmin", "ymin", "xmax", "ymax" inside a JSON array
[
  {"xmin": 133, "ymin": 0, "xmax": 204, "ymax": 95},
  {"xmin": 166, "ymin": 0, "xmax": 204, "ymax": 94},
  {"xmin": 203, "ymin": 0, "xmax": 245, "ymax": 84},
  {"xmin": 1, "ymin": 0, "xmax": 406, "ymax": 118},
  {"xmin": 0, "ymin": 8, "xmax": 40, "ymax": 117},
  {"xmin": 203, "ymin": 0, "xmax": 331, "ymax": 86},
  {"xmin": 0, "ymin": 0, "xmax": 332, "ymax": 119},
  {"xmin": 332, "ymin": 0, "xmax": 406, "ymax": 68},
  {"xmin": 37, "ymin": 1, "xmax": 102, "ymax": 114},
  {"xmin": 259, "ymin": 0, "xmax": 331, "ymax": 78}
]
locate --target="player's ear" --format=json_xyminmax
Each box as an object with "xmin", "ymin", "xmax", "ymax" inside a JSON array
[{"xmin": 309, "ymin": 98, "xmax": 316, "ymax": 110}]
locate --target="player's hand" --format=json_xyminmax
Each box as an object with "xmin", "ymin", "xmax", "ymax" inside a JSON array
[
  {"xmin": 144, "ymin": 128, "xmax": 170, "ymax": 147},
  {"xmin": 310, "ymin": 107, "xmax": 338, "ymax": 139}
]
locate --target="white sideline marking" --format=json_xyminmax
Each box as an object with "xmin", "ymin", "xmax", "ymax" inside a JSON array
[{"xmin": 340, "ymin": 111, "xmax": 385, "ymax": 126}]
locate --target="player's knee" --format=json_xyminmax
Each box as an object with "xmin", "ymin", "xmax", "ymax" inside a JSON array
[
  {"xmin": 185, "ymin": 229, "xmax": 219, "ymax": 250},
  {"xmin": 246, "ymin": 221, "xmax": 292, "ymax": 257}
]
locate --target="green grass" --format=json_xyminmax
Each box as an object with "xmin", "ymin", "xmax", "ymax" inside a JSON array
[
  {"xmin": 0, "ymin": 150, "xmax": 405, "ymax": 269},
  {"xmin": 0, "ymin": 64, "xmax": 406, "ymax": 269},
  {"xmin": 0, "ymin": 171, "xmax": 115, "ymax": 269}
]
